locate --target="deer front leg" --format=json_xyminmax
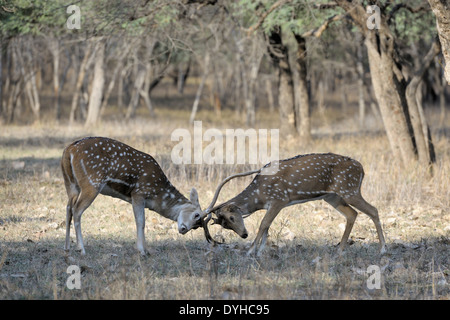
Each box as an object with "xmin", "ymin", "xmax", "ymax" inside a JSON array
[
  {"xmin": 132, "ymin": 196, "xmax": 147, "ymax": 256},
  {"xmin": 247, "ymin": 205, "xmax": 282, "ymax": 257}
]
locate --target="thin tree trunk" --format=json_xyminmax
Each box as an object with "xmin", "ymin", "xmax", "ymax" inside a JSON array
[
  {"xmin": 265, "ymin": 26, "xmax": 296, "ymax": 136},
  {"xmin": 405, "ymin": 38, "xmax": 440, "ymax": 165},
  {"xmin": 317, "ymin": 79, "xmax": 328, "ymax": 127},
  {"xmin": 70, "ymin": 42, "xmax": 93, "ymax": 124},
  {"xmin": 100, "ymin": 44, "xmax": 132, "ymax": 116},
  {"xmin": 47, "ymin": 37, "xmax": 61, "ymax": 120},
  {"xmin": 16, "ymin": 45, "xmax": 40, "ymax": 122},
  {"xmin": 356, "ymin": 32, "xmax": 366, "ymax": 128},
  {"xmin": 294, "ymin": 34, "xmax": 311, "ymax": 141},
  {"xmin": 139, "ymin": 66, "xmax": 155, "ymax": 117},
  {"xmin": 428, "ymin": 0, "xmax": 450, "ymax": 84},
  {"xmin": 190, "ymin": 52, "xmax": 210, "ymax": 124},
  {"xmin": 85, "ymin": 39, "xmax": 106, "ymax": 127},
  {"xmin": 125, "ymin": 63, "xmax": 146, "ymax": 120},
  {"xmin": 236, "ymin": 36, "xmax": 263, "ymax": 127},
  {"xmin": 265, "ymin": 78, "xmax": 275, "ymax": 113},
  {"xmin": 0, "ymin": 38, "xmax": 3, "ymax": 120},
  {"xmin": 138, "ymin": 39, "xmax": 157, "ymax": 117},
  {"xmin": 177, "ymin": 58, "xmax": 191, "ymax": 94}
]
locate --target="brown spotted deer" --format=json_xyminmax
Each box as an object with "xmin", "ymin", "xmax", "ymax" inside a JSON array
[
  {"xmin": 201, "ymin": 153, "xmax": 386, "ymax": 256},
  {"xmin": 61, "ymin": 137, "xmax": 203, "ymax": 255}
]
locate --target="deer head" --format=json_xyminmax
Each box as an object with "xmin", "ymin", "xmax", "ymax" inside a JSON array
[
  {"xmin": 199, "ymin": 169, "xmax": 260, "ymax": 243},
  {"xmin": 211, "ymin": 203, "xmax": 248, "ymax": 238}
]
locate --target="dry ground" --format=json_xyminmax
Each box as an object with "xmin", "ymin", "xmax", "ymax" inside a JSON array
[{"xmin": 0, "ymin": 107, "xmax": 449, "ymax": 300}]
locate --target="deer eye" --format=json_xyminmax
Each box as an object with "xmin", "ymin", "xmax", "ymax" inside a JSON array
[
  {"xmin": 194, "ymin": 213, "xmax": 200, "ymax": 219},
  {"xmin": 229, "ymin": 216, "xmax": 235, "ymax": 222}
]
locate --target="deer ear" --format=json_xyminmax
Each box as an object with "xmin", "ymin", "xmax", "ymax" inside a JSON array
[{"xmin": 190, "ymin": 188, "xmax": 199, "ymax": 206}]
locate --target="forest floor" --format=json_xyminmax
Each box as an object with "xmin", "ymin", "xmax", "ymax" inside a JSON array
[{"xmin": 0, "ymin": 103, "xmax": 449, "ymax": 300}]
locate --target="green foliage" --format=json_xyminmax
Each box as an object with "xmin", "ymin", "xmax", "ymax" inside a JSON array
[
  {"xmin": 0, "ymin": 0, "xmax": 183, "ymax": 38},
  {"xmin": 231, "ymin": 0, "xmax": 342, "ymax": 35},
  {"xmin": 0, "ymin": 0, "xmax": 68, "ymax": 36},
  {"xmin": 386, "ymin": 0, "xmax": 436, "ymax": 45}
]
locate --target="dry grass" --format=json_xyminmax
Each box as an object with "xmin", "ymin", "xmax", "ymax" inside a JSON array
[{"xmin": 0, "ymin": 108, "xmax": 449, "ymax": 300}]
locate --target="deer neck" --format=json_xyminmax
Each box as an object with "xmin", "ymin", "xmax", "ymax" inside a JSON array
[
  {"xmin": 145, "ymin": 185, "xmax": 189, "ymax": 222},
  {"xmin": 227, "ymin": 182, "xmax": 264, "ymax": 217}
]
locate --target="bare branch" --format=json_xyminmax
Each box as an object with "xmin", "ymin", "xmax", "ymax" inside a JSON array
[
  {"xmin": 246, "ymin": 0, "xmax": 292, "ymax": 35},
  {"xmin": 311, "ymin": 2, "xmax": 339, "ymax": 10},
  {"xmin": 1, "ymin": 5, "xmax": 15, "ymax": 13},
  {"xmin": 387, "ymin": 3, "xmax": 431, "ymax": 23},
  {"xmin": 301, "ymin": 13, "xmax": 347, "ymax": 38}
]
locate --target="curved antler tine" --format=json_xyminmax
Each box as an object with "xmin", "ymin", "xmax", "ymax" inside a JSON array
[
  {"xmin": 204, "ymin": 169, "xmax": 261, "ymax": 214},
  {"xmin": 200, "ymin": 169, "xmax": 260, "ymax": 245},
  {"xmin": 202, "ymin": 213, "xmax": 223, "ymax": 245}
]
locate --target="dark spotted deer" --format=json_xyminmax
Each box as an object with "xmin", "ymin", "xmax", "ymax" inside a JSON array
[
  {"xmin": 61, "ymin": 137, "xmax": 203, "ymax": 255},
  {"xmin": 202, "ymin": 153, "xmax": 386, "ymax": 256}
]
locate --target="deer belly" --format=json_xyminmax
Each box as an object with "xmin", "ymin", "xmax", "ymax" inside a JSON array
[
  {"xmin": 286, "ymin": 193, "xmax": 332, "ymax": 207},
  {"xmin": 100, "ymin": 181, "xmax": 133, "ymax": 203}
]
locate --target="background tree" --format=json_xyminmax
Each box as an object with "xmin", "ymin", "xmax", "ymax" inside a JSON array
[
  {"xmin": 0, "ymin": 0, "xmax": 447, "ymax": 171},
  {"xmin": 428, "ymin": 0, "xmax": 450, "ymax": 85}
]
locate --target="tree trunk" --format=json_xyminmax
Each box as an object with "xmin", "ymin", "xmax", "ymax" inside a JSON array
[
  {"xmin": 317, "ymin": 79, "xmax": 328, "ymax": 126},
  {"xmin": 70, "ymin": 42, "xmax": 93, "ymax": 124},
  {"xmin": 265, "ymin": 78, "xmax": 275, "ymax": 113},
  {"xmin": 428, "ymin": 0, "xmax": 450, "ymax": 85},
  {"xmin": 190, "ymin": 52, "xmax": 210, "ymax": 124},
  {"xmin": 0, "ymin": 38, "xmax": 3, "ymax": 121},
  {"xmin": 85, "ymin": 39, "xmax": 106, "ymax": 127},
  {"xmin": 177, "ymin": 58, "xmax": 191, "ymax": 94},
  {"xmin": 405, "ymin": 38, "xmax": 440, "ymax": 165},
  {"xmin": 139, "ymin": 65, "xmax": 156, "ymax": 117},
  {"xmin": 265, "ymin": 26, "xmax": 297, "ymax": 136},
  {"xmin": 294, "ymin": 34, "xmax": 311, "ymax": 141},
  {"xmin": 125, "ymin": 67, "xmax": 146, "ymax": 120},
  {"xmin": 235, "ymin": 35, "xmax": 264, "ymax": 127},
  {"xmin": 365, "ymin": 33, "xmax": 416, "ymax": 167},
  {"xmin": 16, "ymin": 44, "xmax": 40, "ymax": 122},
  {"xmin": 356, "ymin": 32, "xmax": 366, "ymax": 128},
  {"xmin": 336, "ymin": 0, "xmax": 418, "ymax": 167},
  {"xmin": 47, "ymin": 38, "xmax": 61, "ymax": 120}
]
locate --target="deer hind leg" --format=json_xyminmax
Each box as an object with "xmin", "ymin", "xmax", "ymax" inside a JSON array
[
  {"xmin": 63, "ymin": 177, "xmax": 80, "ymax": 252},
  {"xmin": 131, "ymin": 196, "xmax": 147, "ymax": 256},
  {"xmin": 65, "ymin": 193, "xmax": 79, "ymax": 252},
  {"xmin": 325, "ymin": 194, "xmax": 358, "ymax": 253},
  {"xmin": 247, "ymin": 205, "xmax": 282, "ymax": 257},
  {"xmin": 345, "ymin": 194, "xmax": 386, "ymax": 254},
  {"xmin": 71, "ymin": 188, "xmax": 98, "ymax": 255}
]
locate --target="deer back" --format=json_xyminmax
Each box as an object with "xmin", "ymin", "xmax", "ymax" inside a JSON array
[
  {"xmin": 226, "ymin": 153, "xmax": 364, "ymax": 210},
  {"xmin": 62, "ymin": 137, "xmax": 180, "ymax": 203}
]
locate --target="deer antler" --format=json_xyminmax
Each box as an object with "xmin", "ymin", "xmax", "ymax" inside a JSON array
[{"xmin": 200, "ymin": 169, "xmax": 261, "ymax": 243}]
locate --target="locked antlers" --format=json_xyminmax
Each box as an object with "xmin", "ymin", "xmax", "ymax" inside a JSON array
[{"xmin": 200, "ymin": 169, "xmax": 261, "ymax": 243}]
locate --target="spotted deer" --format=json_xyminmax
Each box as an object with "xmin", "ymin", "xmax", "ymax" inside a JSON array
[
  {"xmin": 202, "ymin": 153, "xmax": 386, "ymax": 256},
  {"xmin": 61, "ymin": 137, "xmax": 203, "ymax": 255}
]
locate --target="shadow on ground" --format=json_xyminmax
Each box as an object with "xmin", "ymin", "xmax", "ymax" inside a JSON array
[{"xmin": 1, "ymin": 235, "xmax": 448, "ymax": 299}]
